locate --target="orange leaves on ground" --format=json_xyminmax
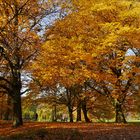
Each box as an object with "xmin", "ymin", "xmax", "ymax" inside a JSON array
[{"xmin": 0, "ymin": 122, "xmax": 140, "ymax": 140}]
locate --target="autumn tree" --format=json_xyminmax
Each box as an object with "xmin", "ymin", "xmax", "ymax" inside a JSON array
[
  {"xmin": 31, "ymin": 0, "xmax": 140, "ymax": 123},
  {"xmin": 88, "ymin": 93, "xmax": 115, "ymax": 122},
  {"xmin": 0, "ymin": 0, "xmax": 63, "ymax": 127}
]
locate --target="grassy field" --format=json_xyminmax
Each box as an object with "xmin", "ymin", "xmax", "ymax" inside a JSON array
[{"xmin": 0, "ymin": 121, "xmax": 140, "ymax": 140}]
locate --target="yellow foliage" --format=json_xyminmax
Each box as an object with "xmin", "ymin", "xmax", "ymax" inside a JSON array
[{"xmin": 32, "ymin": 0, "xmax": 140, "ymax": 89}]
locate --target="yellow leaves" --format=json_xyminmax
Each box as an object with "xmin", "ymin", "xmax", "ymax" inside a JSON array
[
  {"xmin": 101, "ymin": 22, "xmax": 121, "ymax": 33},
  {"xmin": 117, "ymin": 26, "xmax": 133, "ymax": 35},
  {"xmin": 102, "ymin": 33, "xmax": 118, "ymax": 47},
  {"xmin": 119, "ymin": 6, "xmax": 140, "ymax": 20},
  {"xmin": 118, "ymin": 0, "xmax": 133, "ymax": 8},
  {"xmin": 117, "ymin": 2, "xmax": 140, "ymax": 28},
  {"xmin": 93, "ymin": 2, "xmax": 116, "ymax": 12},
  {"xmin": 71, "ymin": 0, "xmax": 94, "ymax": 11},
  {"xmin": 91, "ymin": 1, "xmax": 118, "ymax": 22},
  {"xmin": 100, "ymin": 22, "xmax": 139, "ymax": 47},
  {"xmin": 32, "ymin": 0, "xmax": 140, "ymax": 90}
]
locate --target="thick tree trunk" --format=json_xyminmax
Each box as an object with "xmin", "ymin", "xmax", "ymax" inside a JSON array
[
  {"xmin": 76, "ymin": 100, "xmax": 81, "ymax": 122},
  {"xmin": 115, "ymin": 101, "xmax": 127, "ymax": 123},
  {"xmin": 82, "ymin": 100, "xmax": 90, "ymax": 122},
  {"xmin": 68, "ymin": 105, "xmax": 73, "ymax": 122},
  {"xmin": 12, "ymin": 93, "xmax": 23, "ymax": 127},
  {"xmin": 11, "ymin": 75, "xmax": 23, "ymax": 127}
]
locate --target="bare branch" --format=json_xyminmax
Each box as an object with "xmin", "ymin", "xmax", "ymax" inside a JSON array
[{"xmin": 20, "ymin": 88, "xmax": 30, "ymax": 95}]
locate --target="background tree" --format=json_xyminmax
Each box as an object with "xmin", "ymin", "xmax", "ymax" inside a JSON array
[{"xmin": 31, "ymin": 0, "xmax": 140, "ymax": 123}]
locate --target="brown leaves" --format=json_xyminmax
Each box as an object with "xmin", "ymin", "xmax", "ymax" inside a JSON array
[{"xmin": 0, "ymin": 122, "xmax": 140, "ymax": 140}]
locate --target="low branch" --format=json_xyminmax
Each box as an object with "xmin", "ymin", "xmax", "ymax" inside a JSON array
[
  {"xmin": 85, "ymin": 82, "xmax": 104, "ymax": 95},
  {"xmin": 20, "ymin": 88, "xmax": 30, "ymax": 95}
]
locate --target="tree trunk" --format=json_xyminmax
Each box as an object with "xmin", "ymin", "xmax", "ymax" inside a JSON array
[
  {"xmin": 76, "ymin": 100, "xmax": 81, "ymax": 122},
  {"xmin": 115, "ymin": 101, "xmax": 127, "ymax": 123},
  {"xmin": 52, "ymin": 105, "xmax": 57, "ymax": 122},
  {"xmin": 82, "ymin": 99, "xmax": 90, "ymax": 122},
  {"xmin": 68, "ymin": 105, "xmax": 73, "ymax": 122},
  {"xmin": 12, "ymin": 92, "xmax": 23, "ymax": 127},
  {"xmin": 11, "ymin": 76, "xmax": 23, "ymax": 127}
]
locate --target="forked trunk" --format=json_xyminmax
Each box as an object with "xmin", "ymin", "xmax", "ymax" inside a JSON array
[{"xmin": 82, "ymin": 100, "xmax": 90, "ymax": 122}]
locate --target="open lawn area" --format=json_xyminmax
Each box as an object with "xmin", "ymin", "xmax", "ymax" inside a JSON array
[{"xmin": 0, "ymin": 121, "xmax": 140, "ymax": 140}]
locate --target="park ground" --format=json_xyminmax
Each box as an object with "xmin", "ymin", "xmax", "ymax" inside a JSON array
[{"xmin": 0, "ymin": 121, "xmax": 140, "ymax": 140}]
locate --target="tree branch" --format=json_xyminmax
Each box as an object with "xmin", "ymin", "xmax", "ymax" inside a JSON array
[
  {"xmin": 20, "ymin": 88, "xmax": 30, "ymax": 95},
  {"xmin": 20, "ymin": 49, "xmax": 38, "ymax": 68}
]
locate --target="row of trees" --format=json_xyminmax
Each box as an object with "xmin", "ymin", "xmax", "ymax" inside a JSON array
[
  {"xmin": 30, "ymin": 0, "xmax": 140, "ymax": 123},
  {"xmin": 0, "ymin": 0, "xmax": 140, "ymax": 127}
]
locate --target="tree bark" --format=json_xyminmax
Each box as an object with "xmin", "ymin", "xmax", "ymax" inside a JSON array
[
  {"xmin": 82, "ymin": 99, "xmax": 90, "ymax": 122},
  {"xmin": 11, "ymin": 72, "xmax": 23, "ymax": 127},
  {"xmin": 12, "ymin": 93, "xmax": 23, "ymax": 127},
  {"xmin": 115, "ymin": 101, "xmax": 127, "ymax": 123},
  {"xmin": 68, "ymin": 105, "xmax": 73, "ymax": 122},
  {"xmin": 52, "ymin": 105, "xmax": 57, "ymax": 122},
  {"xmin": 76, "ymin": 100, "xmax": 81, "ymax": 122}
]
